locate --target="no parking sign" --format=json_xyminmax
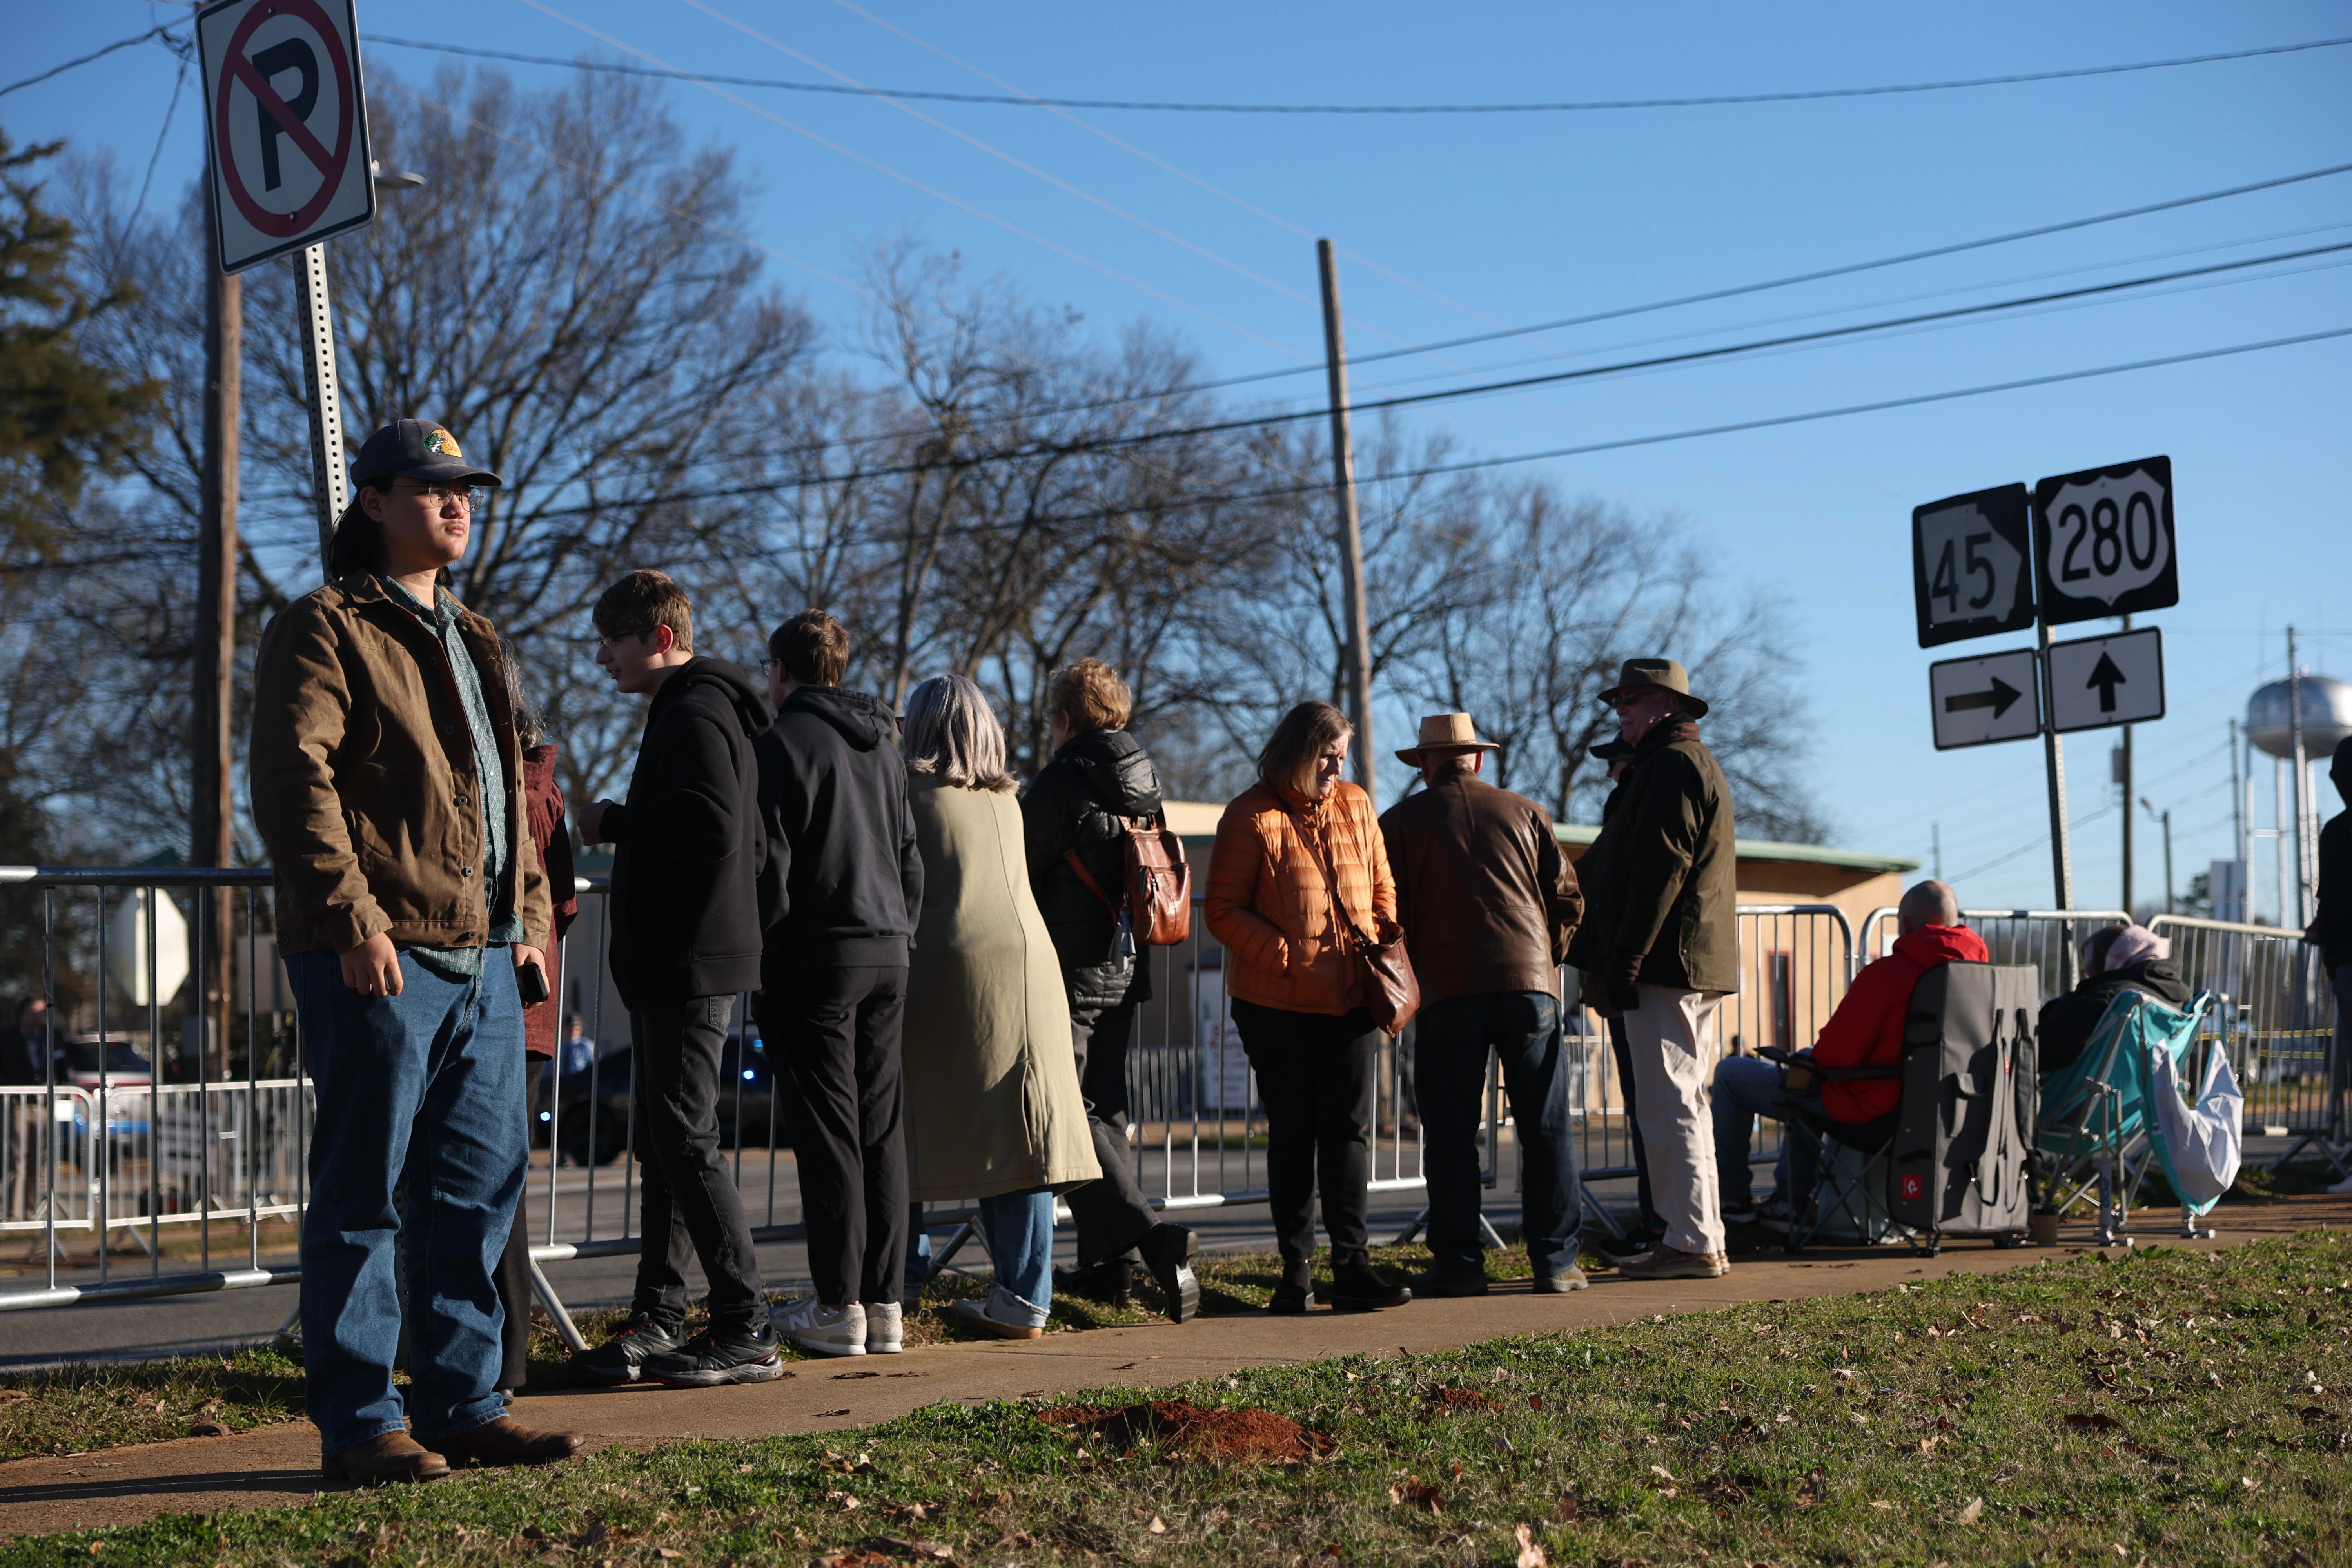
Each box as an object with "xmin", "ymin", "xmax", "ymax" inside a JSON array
[{"xmin": 196, "ymin": 0, "xmax": 375, "ymax": 274}]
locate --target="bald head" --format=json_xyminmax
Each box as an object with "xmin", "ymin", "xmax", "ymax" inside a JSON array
[{"xmin": 1899, "ymin": 878, "xmax": 1959, "ymax": 934}]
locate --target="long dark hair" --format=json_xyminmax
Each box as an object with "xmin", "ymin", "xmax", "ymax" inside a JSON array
[{"xmin": 324, "ymin": 486, "xmax": 387, "ymax": 580}]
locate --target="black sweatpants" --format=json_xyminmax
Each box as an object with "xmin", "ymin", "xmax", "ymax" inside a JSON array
[
  {"xmin": 772, "ymin": 966, "xmax": 909, "ymax": 1307},
  {"xmin": 1064, "ymin": 999, "xmax": 1158, "ymax": 1268},
  {"xmin": 630, "ymin": 994, "xmax": 769, "ymax": 1332},
  {"xmin": 1229, "ymin": 999, "xmax": 1382, "ymax": 1275}
]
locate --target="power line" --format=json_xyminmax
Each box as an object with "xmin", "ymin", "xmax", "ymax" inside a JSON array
[
  {"xmin": 0, "ymin": 23, "xmax": 179, "ymax": 98},
  {"xmin": 513, "ymin": 322, "xmax": 2352, "ymax": 519},
  {"xmin": 358, "ymin": 32, "xmax": 2352, "ymax": 114}
]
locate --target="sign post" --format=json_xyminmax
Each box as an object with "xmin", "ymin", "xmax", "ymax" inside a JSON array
[{"xmin": 197, "ymin": 0, "xmax": 372, "ymax": 565}]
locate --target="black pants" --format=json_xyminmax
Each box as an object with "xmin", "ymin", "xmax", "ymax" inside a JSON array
[
  {"xmin": 494, "ymin": 1140, "xmax": 532, "ymax": 1389},
  {"xmin": 1608, "ymin": 1015, "xmax": 1663, "ymax": 1232},
  {"xmin": 1065, "ymin": 999, "xmax": 1158, "ymax": 1268},
  {"xmin": 1414, "ymin": 990, "xmax": 1582, "ymax": 1277},
  {"xmin": 630, "ymin": 995, "xmax": 769, "ymax": 1332},
  {"xmin": 772, "ymin": 966, "xmax": 909, "ymax": 1307},
  {"xmin": 1229, "ymin": 999, "xmax": 1381, "ymax": 1274}
]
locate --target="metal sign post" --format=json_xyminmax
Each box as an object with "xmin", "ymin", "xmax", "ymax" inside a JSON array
[{"xmin": 198, "ymin": 0, "xmax": 373, "ymax": 572}]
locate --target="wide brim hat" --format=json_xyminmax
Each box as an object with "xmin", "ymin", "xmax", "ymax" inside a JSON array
[
  {"xmin": 1596, "ymin": 656, "xmax": 1708, "ymax": 719},
  {"xmin": 1590, "ymin": 735, "xmax": 1634, "ymax": 761},
  {"xmin": 1396, "ymin": 711, "xmax": 1502, "ymax": 766},
  {"xmin": 349, "ymin": 417, "xmax": 504, "ymax": 490}
]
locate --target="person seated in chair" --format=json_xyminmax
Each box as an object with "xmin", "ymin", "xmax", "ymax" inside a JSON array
[
  {"xmin": 1713, "ymin": 880, "xmax": 1986, "ymax": 1229},
  {"xmin": 2036, "ymin": 922, "xmax": 2189, "ymax": 1075}
]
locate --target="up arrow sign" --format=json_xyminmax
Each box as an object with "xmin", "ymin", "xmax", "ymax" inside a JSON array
[
  {"xmin": 2047, "ymin": 627, "xmax": 2165, "ymax": 734},
  {"xmin": 2085, "ymin": 652, "xmax": 2127, "ymax": 713},
  {"xmin": 1944, "ymin": 673, "xmax": 2025, "ymax": 719}
]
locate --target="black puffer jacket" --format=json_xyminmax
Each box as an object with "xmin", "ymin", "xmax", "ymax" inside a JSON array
[
  {"xmin": 1021, "ymin": 728, "xmax": 1161, "ymax": 1011},
  {"xmin": 2036, "ymin": 957, "xmax": 2193, "ymax": 1074},
  {"xmin": 603, "ymin": 657, "xmax": 770, "ymax": 1009}
]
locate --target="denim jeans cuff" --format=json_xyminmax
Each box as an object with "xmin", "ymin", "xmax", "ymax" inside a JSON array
[
  {"xmin": 322, "ymin": 1419, "xmax": 412, "ymax": 1461},
  {"xmin": 989, "ymin": 1285, "xmax": 1049, "ymax": 1329}
]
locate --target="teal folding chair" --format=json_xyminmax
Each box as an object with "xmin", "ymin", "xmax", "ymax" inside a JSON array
[{"xmin": 2036, "ymin": 987, "xmax": 2215, "ymax": 1244}]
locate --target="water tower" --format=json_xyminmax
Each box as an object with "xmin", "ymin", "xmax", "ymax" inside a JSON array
[{"xmin": 2244, "ymin": 663, "xmax": 2352, "ymax": 924}]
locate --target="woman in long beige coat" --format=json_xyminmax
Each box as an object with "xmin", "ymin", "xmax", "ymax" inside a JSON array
[{"xmin": 901, "ymin": 673, "xmax": 1099, "ymax": 1338}]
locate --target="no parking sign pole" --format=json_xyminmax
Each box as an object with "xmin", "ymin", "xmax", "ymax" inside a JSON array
[{"xmin": 197, "ymin": 0, "xmax": 374, "ymax": 568}]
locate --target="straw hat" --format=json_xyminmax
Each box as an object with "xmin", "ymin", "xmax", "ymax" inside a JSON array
[
  {"xmin": 1595, "ymin": 657, "xmax": 1709, "ymax": 719},
  {"xmin": 1396, "ymin": 712, "xmax": 1502, "ymax": 766}
]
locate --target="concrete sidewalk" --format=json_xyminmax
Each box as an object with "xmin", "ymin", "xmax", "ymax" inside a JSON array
[{"xmin": 2, "ymin": 1192, "xmax": 2343, "ymax": 1541}]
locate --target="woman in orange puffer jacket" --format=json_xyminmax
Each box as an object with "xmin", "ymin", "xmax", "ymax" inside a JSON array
[{"xmin": 1205, "ymin": 701, "xmax": 1411, "ymax": 1316}]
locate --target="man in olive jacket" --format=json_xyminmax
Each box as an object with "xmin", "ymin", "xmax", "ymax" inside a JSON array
[
  {"xmin": 1566, "ymin": 657, "xmax": 1738, "ymax": 1281},
  {"xmin": 250, "ymin": 419, "xmax": 572, "ymax": 1485},
  {"xmin": 1380, "ymin": 713, "xmax": 1585, "ymax": 1295}
]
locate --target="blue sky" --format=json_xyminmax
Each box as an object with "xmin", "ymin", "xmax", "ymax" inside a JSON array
[{"xmin": 11, "ymin": 1, "xmax": 2349, "ymax": 914}]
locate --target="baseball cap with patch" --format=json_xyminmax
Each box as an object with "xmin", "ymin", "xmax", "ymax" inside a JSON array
[{"xmin": 350, "ymin": 419, "xmax": 504, "ymax": 490}]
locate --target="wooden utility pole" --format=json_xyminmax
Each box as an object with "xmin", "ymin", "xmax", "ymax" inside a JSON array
[
  {"xmin": 194, "ymin": 181, "xmax": 240, "ymax": 1078},
  {"xmin": 1316, "ymin": 239, "xmax": 1374, "ymax": 801}
]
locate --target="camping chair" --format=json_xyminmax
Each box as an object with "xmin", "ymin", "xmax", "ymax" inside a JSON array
[
  {"xmin": 2036, "ymin": 987, "xmax": 2216, "ymax": 1245},
  {"xmin": 1753, "ymin": 1050, "xmax": 1917, "ymax": 1254}
]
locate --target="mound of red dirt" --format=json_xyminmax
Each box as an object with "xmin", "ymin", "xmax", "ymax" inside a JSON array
[{"xmin": 1036, "ymin": 1399, "xmax": 1334, "ymax": 1463}]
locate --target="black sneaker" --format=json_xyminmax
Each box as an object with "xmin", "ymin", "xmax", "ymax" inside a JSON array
[
  {"xmin": 1410, "ymin": 1270, "xmax": 1490, "ymax": 1298},
  {"xmin": 1053, "ymin": 1258, "xmax": 1135, "ymax": 1307},
  {"xmin": 641, "ymin": 1323, "xmax": 787, "ymax": 1388},
  {"xmin": 1267, "ymin": 1281, "xmax": 1314, "ymax": 1315},
  {"xmin": 1331, "ymin": 1261, "xmax": 1410, "ymax": 1312},
  {"xmin": 1137, "ymin": 1224, "xmax": 1200, "ymax": 1324},
  {"xmin": 567, "ymin": 1311, "xmax": 685, "ymax": 1386},
  {"xmin": 1596, "ymin": 1227, "xmax": 1664, "ymax": 1263}
]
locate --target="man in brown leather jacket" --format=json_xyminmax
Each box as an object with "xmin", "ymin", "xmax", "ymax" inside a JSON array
[
  {"xmin": 250, "ymin": 419, "xmax": 576, "ymax": 1485},
  {"xmin": 1380, "ymin": 713, "xmax": 1586, "ymax": 1294}
]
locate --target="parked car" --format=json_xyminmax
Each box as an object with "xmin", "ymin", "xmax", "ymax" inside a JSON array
[
  {"xmin": 534, "ymin": 1027, "xmax": 784, "ymax": 1165},
  {"xmin": 58, "ymin": 1035, "xmax": 154, "ymax": 1090}
]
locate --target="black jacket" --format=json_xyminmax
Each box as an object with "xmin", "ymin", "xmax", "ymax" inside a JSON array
[
  {"xmin": 755, "ymin": 684, "xmax": 922, "ymax": 980},
  {"xmin": 2036, "ymin": 957, "xmax": 2193, "ymax": 1074},
  {"xmin": 1021, "ymin": 728, "xmax": 1161, "ymax": 1011},
  {"xmin": 1565, "ymin": 720, "xmax": 1739, "ymax": 995},
  {"xmin": 603, "ymin": 657, "xmax": 771, "ymax": 1009},
  {"xmin": 2314, "ymin": 804, "xmax": 2351, "ymax": 971}
]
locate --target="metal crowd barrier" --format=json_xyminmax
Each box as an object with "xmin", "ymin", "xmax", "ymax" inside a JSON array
[
  {"xmin": 0, "ymin": 870, "xmax": 1875, "ymax": 1316},
  {"xmin": 2150, "ymin": 913, "xmax": 2343, "ymax": 1159}
]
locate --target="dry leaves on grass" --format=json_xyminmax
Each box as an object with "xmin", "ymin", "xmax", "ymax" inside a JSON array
[
  {"xmin": 1955, "ymin": 1497, "xmax": 1985, "ymax": 1525},
  {"xmin": 1514, "ymin": 1521, "xmax": 1550, "ymax": 1567},
  {"xmin": 1388, "ymin": 1476, "xmax": 1445, "ymax": 1513}
]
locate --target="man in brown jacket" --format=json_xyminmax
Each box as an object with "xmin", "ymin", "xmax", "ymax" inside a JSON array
[
  {"xmin": 1381, "ymin": 713, "xmax": 1586, "ymax": 1294},
  {"xmin": 1567, "ymin": 658, "xmax": 1739, "ymax": 1281},
  {"xmin": 250, "ymin": 419, "xmax": 577, "ymax": 1485}
]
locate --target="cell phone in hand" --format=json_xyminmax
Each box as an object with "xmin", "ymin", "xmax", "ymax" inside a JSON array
[{"xmin": 516, "ymin": 960, "xmax": 551, "ymax": 1007}]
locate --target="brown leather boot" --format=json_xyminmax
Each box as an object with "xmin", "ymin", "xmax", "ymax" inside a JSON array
[
  {"xmin": 434, "ymin": 1415, "xmax": 586, "ymax": 1468},
  {"xmin": 323, "ymin": 1431, "xmax": 450, "ymax": 1486}
]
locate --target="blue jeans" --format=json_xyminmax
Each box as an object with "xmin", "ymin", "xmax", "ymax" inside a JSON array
[
  {"xmin": 977, "ymin": 1188, "xmax": 1054, "ymax": 1326},
  {"xmin": 1413, "ymin": 991, "xmax": 1581, "ymax": 1278},
  {"xmin": 290, "ymin": 949, "xmax": 525, "ymax": 1457},
  {"xmin": 1711, "ymin": 1054, "xmax": 1818, "ymax": 1209}
]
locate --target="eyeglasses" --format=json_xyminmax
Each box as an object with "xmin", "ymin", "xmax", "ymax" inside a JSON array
[
  {"xmin": 392, "ymin": 479, "xmax": 482, "ymax": 509},
  {"xmin": 596, "ymin": 626, "xmax": 657, "ymax": 651}
]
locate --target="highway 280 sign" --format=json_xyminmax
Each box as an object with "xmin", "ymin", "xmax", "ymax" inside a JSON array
[{"xmin": 197, "ymin": 0, "xmax": 375, "ymax": 274}]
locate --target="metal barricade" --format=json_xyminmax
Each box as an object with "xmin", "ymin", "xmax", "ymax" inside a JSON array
[
  {"xmin": 0, "ymin": 867, "xmax": 303, "ymax": 1311},
  {"xmin": 2151, "ymin": 913, "xmax": 2343, "ymax": 1158}
]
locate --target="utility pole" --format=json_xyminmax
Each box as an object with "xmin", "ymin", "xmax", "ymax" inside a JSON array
[
  {"xmin": 193, "ymin": 179, "xmax": 240, "ymax": 1080},
  {"xmin": 1931, "ymin": 821, "xmax": 1942, "ymax": 880},
  {"xmin": 2140, "ymin": 797, "xmax": 2174, "ymax": 914},
  {"xmin": 1316, "ymin": 239, "xmax": 1374, "ymax": 802},
  {"xmin": 2287, "ymin": 624, "xmax": 2311, "ymax": 925}
]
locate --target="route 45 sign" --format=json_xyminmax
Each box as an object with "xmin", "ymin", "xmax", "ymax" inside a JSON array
[
  {"xmin": 1912, "ymin": 482, "xmax": 2034, "ymax": 648},
  {"xmin": 197, "ymin": 0, "xmax": 374, "ymax": 274},
  {"xmin": 2032, "ymin": 455, "xmax": 2178, "ymax": 626}
]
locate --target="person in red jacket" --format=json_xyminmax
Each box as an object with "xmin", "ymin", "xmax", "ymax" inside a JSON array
[{"xmin": 1711, "ymin": 880, "xmax": 1987, "ymax": 1229}]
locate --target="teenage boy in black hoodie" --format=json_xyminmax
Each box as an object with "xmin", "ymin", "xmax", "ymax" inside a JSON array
[
  {"xmin": 755, "ymin": 611, "xmax": 923, "ymax": 1357},
  {"xmin": 570, "ymin": 571, "xmax": 782, "ymax": 1388}
]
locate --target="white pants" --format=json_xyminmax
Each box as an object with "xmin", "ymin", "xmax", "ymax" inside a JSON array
[{"xmin": 1622, "ymin": 984, "xmax": 1728, "ymax": 1257}]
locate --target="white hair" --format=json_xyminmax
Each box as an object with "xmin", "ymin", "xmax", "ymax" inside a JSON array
[{"xmin": 902, "ymin": 673, "xmax": 1016, "ymax": 793}]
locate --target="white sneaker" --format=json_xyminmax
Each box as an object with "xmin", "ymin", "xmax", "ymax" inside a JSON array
[
  {"xmin": 864, "ymin": 1300, "xmax": 904, "ymax": 1354},
  {"xmin": 775, "ymin": 1296, "xmax": 866, "ymax": 1357}
]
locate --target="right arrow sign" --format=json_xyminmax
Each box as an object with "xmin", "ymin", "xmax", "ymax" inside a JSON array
[
  {"xmin": 2047, "ymin": 626, "xmax": 2165, "ymax": 734},
  {"xmin": 1928, "ymin": 646, "xmax": 2042, "ymax": 750}
]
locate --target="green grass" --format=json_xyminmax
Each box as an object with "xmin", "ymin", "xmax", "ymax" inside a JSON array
[
  {"xmin": 5, "ymin": 1231, "xmax": 2348, "ymax": 1564},
  {"xmin": 0, "ymin": 1345, "xmax": 305, "ymax": 1461}
]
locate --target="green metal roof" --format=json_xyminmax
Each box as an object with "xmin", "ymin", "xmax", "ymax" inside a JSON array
[{"xmin": 1553, "ymin": 822, "xmax": 1918, "ymax": 874}]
